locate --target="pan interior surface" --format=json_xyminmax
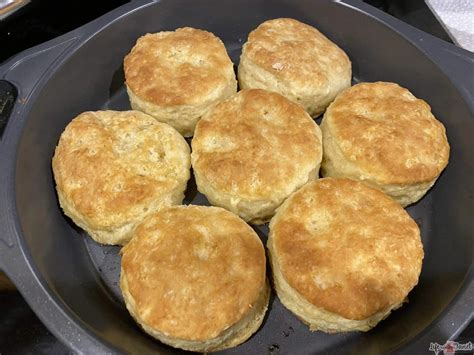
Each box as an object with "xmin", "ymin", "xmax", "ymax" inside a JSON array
[{"xmin": 12, "ymin": 0, "xmax": 473, "ymax": 353}]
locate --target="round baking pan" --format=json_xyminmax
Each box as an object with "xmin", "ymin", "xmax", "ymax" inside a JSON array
[{"xmin": 0, "ymin": 0, "xmax": 472, "ymax": 353}]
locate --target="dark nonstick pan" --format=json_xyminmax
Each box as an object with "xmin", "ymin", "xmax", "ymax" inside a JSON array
[{"xmin": 0, "ymin": 0, "xmax": 472, "ymax": 353}]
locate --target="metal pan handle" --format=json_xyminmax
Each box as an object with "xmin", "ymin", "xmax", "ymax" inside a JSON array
[{"xmin": 0, "ymin": 35, "xmax": 78, "ymax": 143}]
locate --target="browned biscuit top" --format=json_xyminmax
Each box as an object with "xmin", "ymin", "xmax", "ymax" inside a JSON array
[
  {"xmin": 192, "ymin": 89, "xmax": 322, "ymax": 200},
  {"xmin": 124, "ymin": 28, "xmax": 235, "ymax": 106},
  {"xmin": 121, "ymin": 206, "xmax": 266, "ymax": 340},
  {"xmin": 270, "ymin": 178, "xmax": 423, "ymax": 320},
  {"xmin": 242, "ymin": 18, "xmax": 350, "ymax": 88},
  {"xmin": 52, "ymin": 111, "xmax": 190, "ymax": 230},
  {"xmin": 324, "ymin": 82, "xmax": 449, "ymax": 184}
]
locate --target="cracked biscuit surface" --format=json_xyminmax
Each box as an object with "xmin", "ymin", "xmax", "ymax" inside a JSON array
[
  {"xmin": 52, "ymin": 110, "xmax": 190, "ymax": 245},
  {"xmin": 268, "ymin": 178, "xmax": 424, "ymax": 332},
  {"xmin": 191, "ymin": 89, "xmax": 322, "ymax": 224},
  {"xmin": 120, "ymin": 205, "xmax": 269, "ymax": 352},
  {"xmin": 238, "ymin": 18, "xmax": 351, "ymax": 116},
  {"xmin": 321, "ymin": 82, "xmax": 450, "ymax": 206},
  {"xmin": 124, "ymin": 27, "xmax": 237, "ymax": 136}
]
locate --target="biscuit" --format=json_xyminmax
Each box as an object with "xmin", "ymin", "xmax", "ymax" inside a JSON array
[
  {"xmin": 52, "ymin": 110, "xmax": 190, "ymax": 245},
  {"xmin": 268, "ymin": 178, "xmax": 424, "ymax": 332},
  {"xmin": 238, "ymin": 18, "xmax": 351, "ymax": 116},
  {"xmin": 124, "ymin": 28, "xmax": 237, "ymax": 137},
  {"xmin": 191, "ymin": 89, "xmax": 323, "ymax": 224},
  {"xmin": 120, "ymin": 205, "xmax": 269, "ymax": 352},
  {"xmin": 321, "ymin": 82, "xmax": 450, "ymax": 206}
]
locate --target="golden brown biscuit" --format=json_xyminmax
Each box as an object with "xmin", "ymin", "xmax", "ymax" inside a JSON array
[
  {"xmin": 52, "ymin": 110, "xmax": 190, "ymax": 245},
  {"xmin": 191, "ymin": 89, "xmax": 323, "ymax": 224},
  {"xmin": 120, "ymin": 205, "xmax": 269, "ymax": 352},
  {"xmin": 268, "ymin": 178, "xmax": 424, "ymax": 332},
  {"xmin": 124, "ymin": 28, "xmax": 237, "ymax": 137},
  {"xmin": 321, "ymin": 82, "xmax": 450, "ymax": 206},
  {"xmin": 238, "ymin": 18, "xmax": 351, "ymax": 116}
]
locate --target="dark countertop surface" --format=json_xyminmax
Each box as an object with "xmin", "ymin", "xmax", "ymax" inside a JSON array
[{"xmin": 0, "ymin": 0, "xmax": 471, "ymax": 354}]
